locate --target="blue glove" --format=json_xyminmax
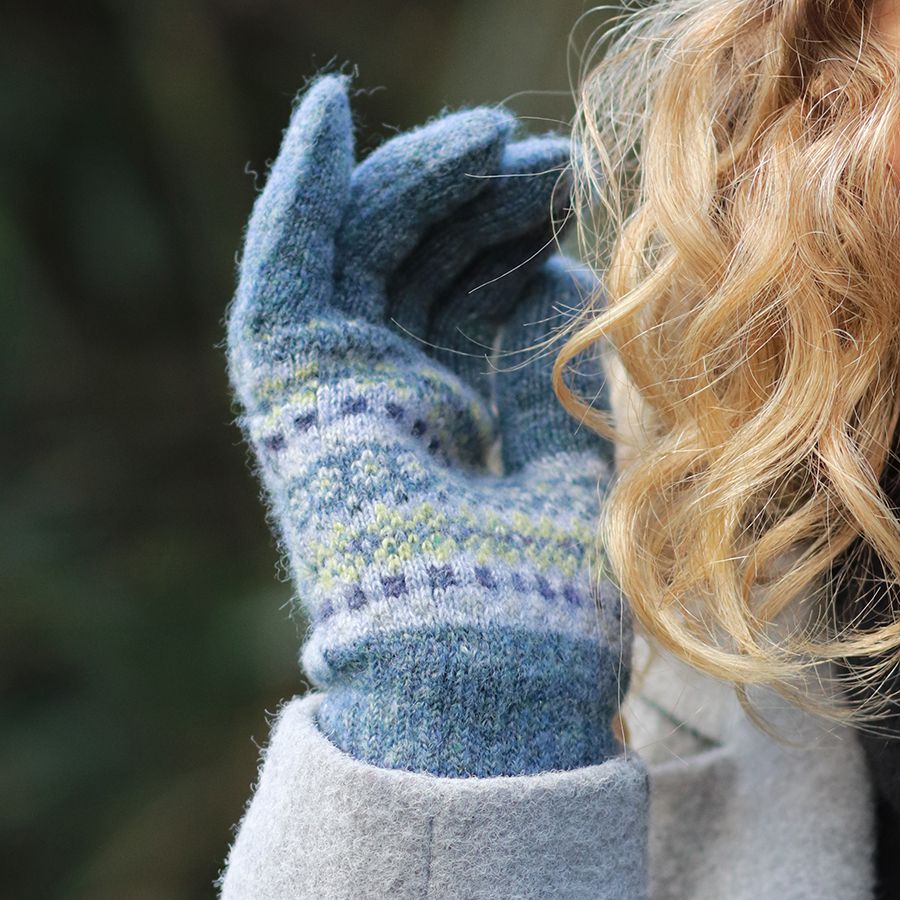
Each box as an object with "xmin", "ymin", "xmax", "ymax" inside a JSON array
[{"xmin": 227, "ymin": 74, "xmax": 628, "ymax": 777}]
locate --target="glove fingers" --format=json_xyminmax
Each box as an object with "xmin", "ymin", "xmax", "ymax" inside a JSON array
[
  {"xmin": 496, "ymin": 255, "xmax": 613, "ymax": 473},
  {"xmin": 230, "ymin": 74, "xmax": 353, "ymax": 345},
  {"xmin": 334, "ymin": 107, "xmax": 515, "ymax": 322},
  {"xmin": 387, "ymin": 136, "xmax": 571, "ymax": 341},
  {"xmin": 426, "ymin": 228, "xmax": 556, "ymax": 399}
]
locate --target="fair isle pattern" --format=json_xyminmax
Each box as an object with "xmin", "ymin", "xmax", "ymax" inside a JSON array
[{"xmin": 228, "ymin": 74, "xmax": 629, "ymax": 776}]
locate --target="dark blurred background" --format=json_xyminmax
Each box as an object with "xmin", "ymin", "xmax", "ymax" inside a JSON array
[{"xmin": 2, "ymin": 2, "xmax": 614, "ymax": 897}]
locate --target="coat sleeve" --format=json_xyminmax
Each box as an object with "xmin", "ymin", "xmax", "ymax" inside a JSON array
[{"xmin": 217, "ymin": 692, "xmax": 649, "ymax": 900}]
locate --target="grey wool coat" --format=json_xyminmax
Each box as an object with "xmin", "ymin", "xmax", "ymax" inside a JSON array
[{"xmin": 218, "ymin": 635, "xmax": 875, "ymax": 899}]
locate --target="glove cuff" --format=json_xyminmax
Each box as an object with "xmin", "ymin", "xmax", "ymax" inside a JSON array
[{"xmin": 314, "ymin": 623, "xmax": 622, "ymax": 777}]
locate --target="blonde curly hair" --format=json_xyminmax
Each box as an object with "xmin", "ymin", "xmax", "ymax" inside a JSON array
[{"xmin": 556, "ymin": 0, "xmax": 900, "ymax": 722}]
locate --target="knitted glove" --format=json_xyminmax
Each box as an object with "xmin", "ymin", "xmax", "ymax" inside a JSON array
[{"xmin": 228, "ymin": 74, "xmax": 628, "ymax": 777}]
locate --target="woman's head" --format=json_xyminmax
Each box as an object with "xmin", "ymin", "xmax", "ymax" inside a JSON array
[{"xmin": 557, "ymin": 0, "xmax": 900, "ymax": 721}]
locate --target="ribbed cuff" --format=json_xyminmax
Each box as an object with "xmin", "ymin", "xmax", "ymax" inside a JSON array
[{"xmin": 316, "ymin": 624, "xmax": 622, "ymax": 776}]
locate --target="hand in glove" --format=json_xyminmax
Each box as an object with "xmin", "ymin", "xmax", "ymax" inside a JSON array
[{"xmin": 227, "ymin": 74, "xmax": 628, "ymax": 777}]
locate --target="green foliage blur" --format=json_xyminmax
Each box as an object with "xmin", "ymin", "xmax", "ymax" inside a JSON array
[{"xmin": 3, "ymin": 1, "xmax": 613, "ymax": 897}]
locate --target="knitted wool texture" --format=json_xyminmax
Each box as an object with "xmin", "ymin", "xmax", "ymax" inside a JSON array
[{"xmin": 227, "ymin": 74, "xmax": 628, "ymax": 776}]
